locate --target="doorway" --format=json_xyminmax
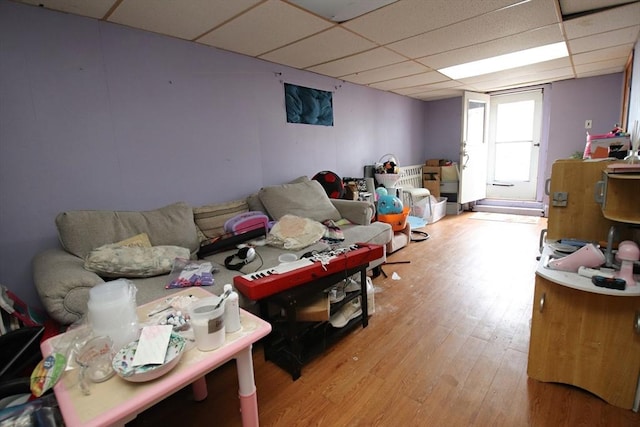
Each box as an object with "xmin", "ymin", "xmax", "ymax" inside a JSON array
[{"xmin": 486, "ymin": 89, "xmax": 543, "ymax": 201}]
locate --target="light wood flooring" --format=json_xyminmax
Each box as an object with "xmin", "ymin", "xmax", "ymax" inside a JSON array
[{"xmin": 128, "ymin": 212, "xmax": 640, "ymax": 426}]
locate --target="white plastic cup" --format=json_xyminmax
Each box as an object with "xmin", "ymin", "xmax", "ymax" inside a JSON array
[{"xmin": 189, "ymin": 297, "xmax": 225, "ymax": 351}]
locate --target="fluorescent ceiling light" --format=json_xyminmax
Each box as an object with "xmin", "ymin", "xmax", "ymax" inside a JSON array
[
  {"xmin": 438, "ymin": 42, "xmax": 569, "ymax": 79},
  {"xmin": 289, "ymin": 0, "xmax": 399, "ymax": 22}
]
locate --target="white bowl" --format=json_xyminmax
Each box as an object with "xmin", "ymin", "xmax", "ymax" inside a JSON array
[{"xmin": 112, "ymin": 332, "xmax": 186, "ymax": 382}]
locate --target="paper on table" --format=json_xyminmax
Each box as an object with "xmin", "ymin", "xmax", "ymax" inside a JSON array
[{"xmin": 132, "ymin": 325, "xmax": 173, "ymax": 366}]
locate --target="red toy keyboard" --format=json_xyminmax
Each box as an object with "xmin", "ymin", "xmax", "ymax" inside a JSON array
[{"xmin": 233, "ymin": 243, "xmax": 383, "ymax": 300}]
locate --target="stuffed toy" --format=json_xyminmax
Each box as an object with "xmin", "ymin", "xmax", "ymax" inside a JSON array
[{"xmin": 377, "ymin": 194, "xmax": 403, "ymax": 215}]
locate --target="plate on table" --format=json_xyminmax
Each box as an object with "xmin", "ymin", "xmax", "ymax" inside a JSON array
[{"xmin": 112, "ymin": 332, "xmax": 186, "ymax": 382}]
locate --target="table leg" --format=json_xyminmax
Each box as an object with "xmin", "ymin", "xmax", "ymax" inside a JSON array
[
  {"xmin": 191, "ymin": 377, "xmax": 208, "ymax": 401},
  {"xmin": 236, "ymin": 345, "xmax": 259, "ymax": 427}
]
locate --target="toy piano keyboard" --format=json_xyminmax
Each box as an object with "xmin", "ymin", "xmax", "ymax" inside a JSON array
[{"xmin": 233, "ymin": 243, "xmax": 384, "ymax": 300}]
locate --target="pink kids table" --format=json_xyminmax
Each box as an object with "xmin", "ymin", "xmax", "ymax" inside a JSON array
[{"xmin": 40, "ymin": 287, "xmax": 272, "ymax": 427}]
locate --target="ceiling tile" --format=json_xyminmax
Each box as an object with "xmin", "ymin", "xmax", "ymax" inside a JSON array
[
  {"xmin": 368, "ymin": 71, "xmax": 447, "ymax": 90},
  {"xmin": 563, "ymin": 1, "xmax": 640, "ymax": 39},
  {"xmin": 571, "ymin": 44, "xmax": 633, "ymax": 64},
  {"xmin": 458, "ymin": 57, "xmax": 574, "ymax": 85},
  {"xmin": 417, "ymin": 24, "xmax": 564, "ymax": 70},
  {"xmin": 408, "ymin": 88, "xmax": 465, "ymax": 101},
  {"xmin": 568, "ymin": 25, "xmax": 640, "ymax": 53},
  {"xmin": 108, "ymin": 0, "xmax": 262, "ymax": 40},
  {"xmin": 196, "ymin": 1, "xmax": 333, "ymax": 57},
  {"xmin": 340, "ymin": 61, "xmax": 432, "ymax": 84},
  {"xmin": 559, "ymin": 0, "xmax": 635, "ymax": 16},
  {"xmin": 18, "ymin": 0, "xmax": 117, "ymax": 18},
  {"xmin": 259, "ymin": 27, "xmax": 375, "ymax": 69},
  {"xmin": 393, "ymin": 79, "xmax": 463, "ymax": 96},
  {"xmin": 387, "ymin": 0, "xmax": 560, "ymax": 58},
  {"xmin": 343, "ymin": 0, "xmax": 521, "ymax": 45},
  {"xmin": 575, "ymin": 58, "xmax": 627, "ymax": 74},
  {"xmin": 576, "ymin": 65, "xmax": 627, "ymax": 78},
  {"xmin": 307, "ymin": 47, "xmax": 407, "ymax": 77}
]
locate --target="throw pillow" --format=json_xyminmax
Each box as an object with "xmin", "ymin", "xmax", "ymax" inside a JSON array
[
  {"xmin": 258, "ymin": 180, "xmax": 341, "ymax": 222},
  {"xmin": 84, "ymin": 245, "xmax": 191, "ymax": 278},
  {"xmin": 115, "ymin": 233, "xmax": 152, "ymax": 248},
  {"xmin": 193, "ymin": 199, "xmax": 248, "ymax": 239},
  {"xmin": 266, "ymin": 215, "xmax": 326, "ymax": 250}
]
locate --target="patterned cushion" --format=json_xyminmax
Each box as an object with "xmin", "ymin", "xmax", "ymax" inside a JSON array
[
  {"xmin": 193, "ymin": 199, "xmax": 248, "ymax": 239},
  {"xmin": 84, "ymin": 245, "xmax": 190, "ymax": 278}
]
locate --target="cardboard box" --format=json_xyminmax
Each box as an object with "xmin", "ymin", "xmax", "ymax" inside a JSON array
[
  {"xmin": 296, "ymin": 294, "xmax": 330, "ymax": 322},
  {"xmin": 423, "ymin": 165, "xmax": 459, "ymax": 182},
  {"xmin": 423, "ymin": 177, "xmax": 440, "ymax": 198},
  {"xmin": 425, "ymin": 159, "xmax": 441, "ymax": 166}
]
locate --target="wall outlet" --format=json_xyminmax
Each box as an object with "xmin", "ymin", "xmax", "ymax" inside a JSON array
[{"xmin": 585, "ymin": 119, "xmax": 592, "ymax": 129}]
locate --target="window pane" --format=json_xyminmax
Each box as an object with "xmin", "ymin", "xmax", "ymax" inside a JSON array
[
  {"xmin": 467, "ymin": 101, "xmax": 485, "ymax": 145},
  {"xmin": 495, "ymin": 142, "xmax": 531, "ymax": 181},
  {"xmin": 496, "ymin": 100, "xmax": 534, "ymax": 142}
]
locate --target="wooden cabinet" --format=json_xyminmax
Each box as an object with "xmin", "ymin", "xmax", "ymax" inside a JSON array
[
  {"xmin": 597, "ymin": 171, "xmax": 640, "ymax": 224},
  {"xmin": 546, "ymin": 159, "xmax": 616, "ymax": 242},
  {"xmin": 528, "ymin": 274, "xmax": 640, "ymax": 409}
]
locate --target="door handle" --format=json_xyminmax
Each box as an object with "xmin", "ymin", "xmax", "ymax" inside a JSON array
[{"xmin": 539, "ymin": 293, "xmax": 546, "ymax": 313}]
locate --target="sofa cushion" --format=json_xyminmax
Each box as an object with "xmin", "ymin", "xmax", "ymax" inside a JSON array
[
  {"xmin": 56, "ymin": 202, "xmax": 200, "ymax": 258},
  {"xmin": 259, "ymin": 180, "xmax": 341, "ymax": 222},
  {"xmin": 193, "ymin": 199, "xmax": 248, "ymax": 239},
  {"xmin": 247, "ymin": 176, "xmax": 310, "ymax": 217},
  {"xmin": 84, "ymin": 245, "xmax": 190, "ymax": 278}
]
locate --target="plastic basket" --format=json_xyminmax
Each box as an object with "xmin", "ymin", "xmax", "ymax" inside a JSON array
[
  {"xmin": 374, "ymin": 173, "xmax": 401, "ymax": 188},
  {"xmin": 378, "ymin": 206, "xmax": 410, "ymax": 232}
]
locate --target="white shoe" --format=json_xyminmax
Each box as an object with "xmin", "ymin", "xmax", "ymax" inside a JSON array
[
  {"xmin": 329, "ymin": 297, "xmax": 362, "ymax": 328},
  {"xmin": 344, "ymin": 277, "xmax": 360, "ymax": 293}
]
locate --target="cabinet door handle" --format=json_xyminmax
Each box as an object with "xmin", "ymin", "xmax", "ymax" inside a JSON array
[
  {"xmin": 594, "ymin": 180, "xmax": 604, "ymax": 204},
  {"xmin": 635, "ymin": 311, "xmax": 640, "ymax": 335},
  {"xmin": 539, "ymin": 293, "xmax": 546, "ymax": 313}
]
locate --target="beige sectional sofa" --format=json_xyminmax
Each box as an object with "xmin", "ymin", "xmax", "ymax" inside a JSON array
[{"xmin": 33, "ymin": 177, "xmax": 392, "ymax": 325}]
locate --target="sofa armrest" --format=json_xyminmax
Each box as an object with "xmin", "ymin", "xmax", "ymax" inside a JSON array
[
  {"xmin": 330, "ymin": 199, "xmax": 375, "ymax": 225},
  {"xmin": 33, "ymin": 248, "xmax": 104, "ymax": 325}
]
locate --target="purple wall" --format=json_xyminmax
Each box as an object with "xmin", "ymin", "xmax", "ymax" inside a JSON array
[{"xmin": 0, "ymin": 2, "xmax": 426, "ymax": 307}]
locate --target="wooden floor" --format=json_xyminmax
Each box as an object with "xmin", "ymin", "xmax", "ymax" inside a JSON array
[{"xmin": 128, "ymin": 212, "xmax": 640, "ymax": 426}]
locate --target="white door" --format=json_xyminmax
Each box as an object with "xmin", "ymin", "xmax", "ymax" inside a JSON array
[
  {"xmin": 486, "ymin": 90, "xmax": 542, "ymax": 200},
  {"xmin": 459, "ymin": 91, "xmax": 490, "ymax": 205}
]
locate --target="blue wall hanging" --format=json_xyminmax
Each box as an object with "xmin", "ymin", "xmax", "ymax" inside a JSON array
[{"xmin": 284, "ymin": 83, "xmax": 333, "ymax": 126}]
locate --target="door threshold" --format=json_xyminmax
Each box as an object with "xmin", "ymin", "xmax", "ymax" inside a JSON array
[{"xmin": 472, "ymin": 200, "xmax": 544, "ymax": 217}]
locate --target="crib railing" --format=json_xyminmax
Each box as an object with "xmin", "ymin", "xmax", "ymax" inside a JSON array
[{"xmin": 397, "ymin": 164, "xmax": 424, "ymax": 189}]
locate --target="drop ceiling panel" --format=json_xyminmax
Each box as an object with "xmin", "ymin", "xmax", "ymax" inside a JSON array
[
  {"xmin": 387, "ymin": 0, "xmax": 560, "ymax": 59},
  {"xmin": 417, "ymin": 24, "xmax": 564, "ymax": 70},
  {"xmin": 572, "ymin": 44, "xmax": 634, "ymax": 64},
  {"xmin": 575, "ymin": 58, "xmax": 628, "ymax": 74},
  {"xmin": 343, "ymin": 0, "xmax": 521, "ymax": 45},
  {"xmin": 340, "ymin": 61, "xmax": 432, "ymax": 85},
  {"xmin": 18, "ymin": 0, "xmax": 117, "ymax": 18},
  {"xmin": 458, "ymin": 57, "xmax": 574, "ymax": 85},
  {"xmin": 393, "ymin": 79, "xmax": 463, "ymax": 96},
  {"xmin": 369, "ymin": 71, "xmax": 447, "ymax": 91},
  {"xmin": 569, "ymin": 25, "xmax": 640, "ymax": 53},
  {"xmin": 196, "ymin": 1, "xmax": 333, "ymax": 57},
  {"xmin": 259, "ymin": 27, "xmax": 376, "ymax": 69},
  {"xmin": 307, "ymin": 47, "xmax": 407, "ymax": 77},
  {"xmin": 559, "ymin": 0, "xmax": 636, "ymax": 16},
  {"xmin": 577, "ymin": 65, "xmax": 627, "ymax": 78},
  {"xmin": 409, "ymin": 88, "xmax": 465, "ymax": 101},
  {"xmin": 564, "ymin": 2, "xmax": 640, "ymax": 39},
  {"xmin": 108, "ymin": 0, "xmax": 262, "ymax": 40},
  {"xmin": 469, "ymin": 68, "xmax": 575, "ymax": 91}
]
